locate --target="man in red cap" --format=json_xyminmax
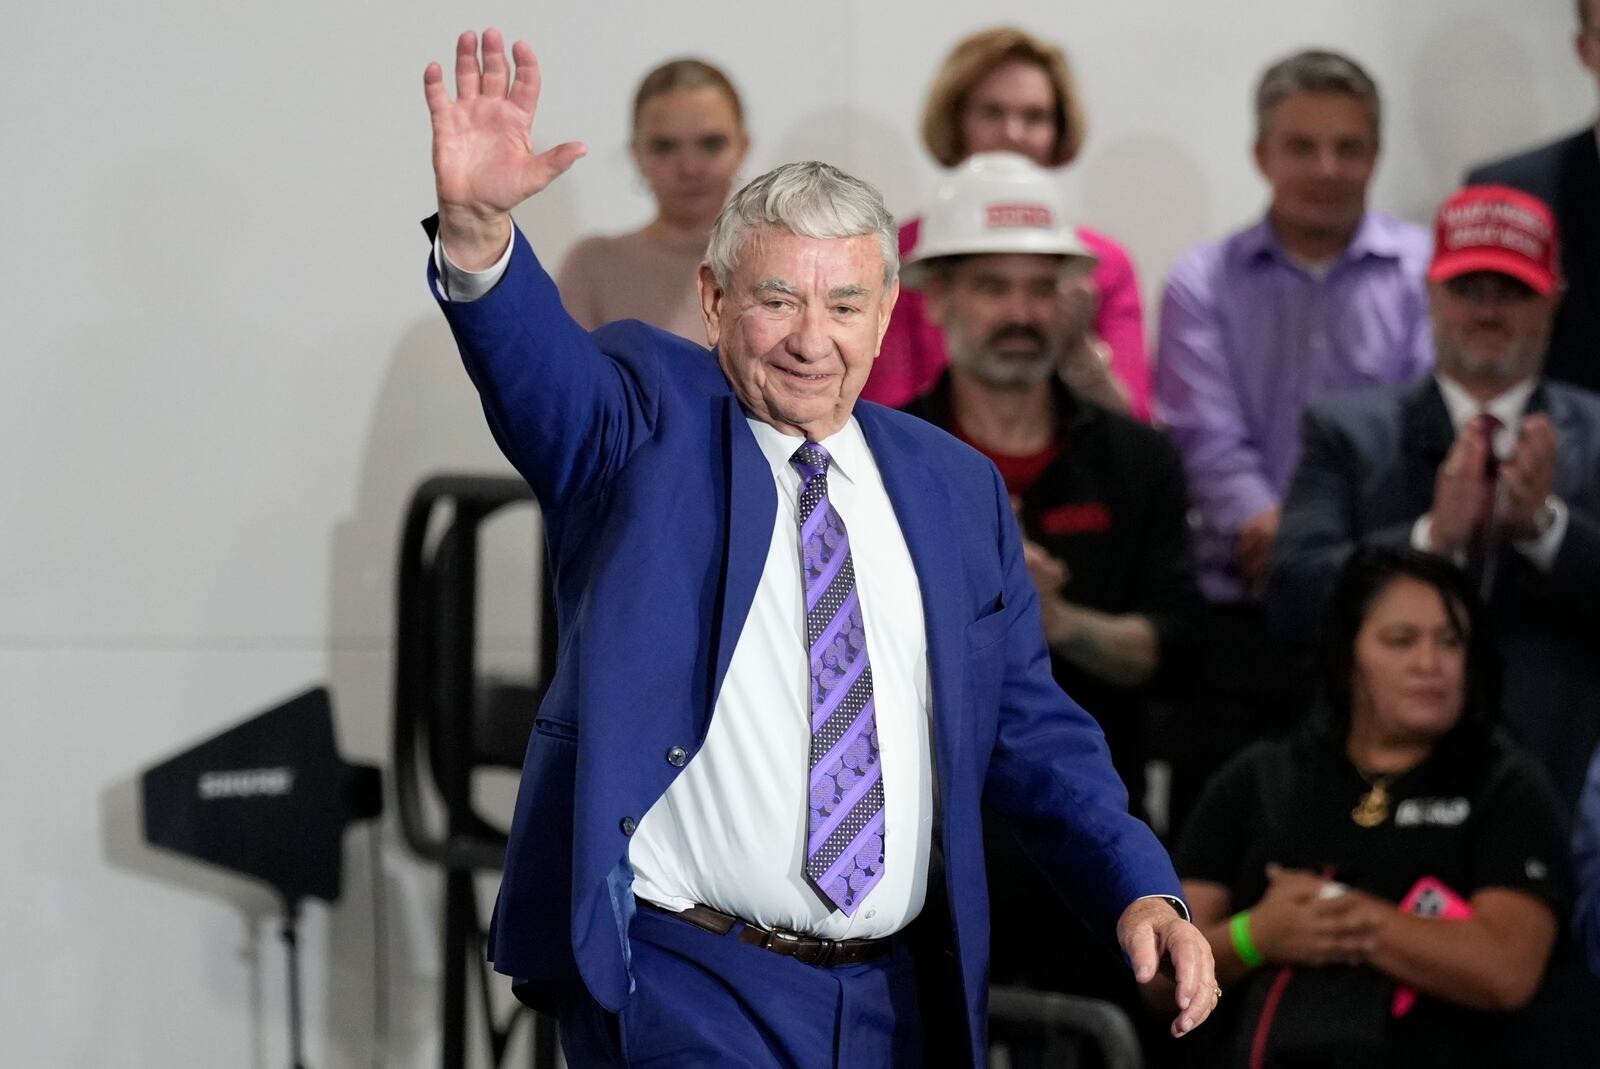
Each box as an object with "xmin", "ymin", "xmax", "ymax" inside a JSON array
[
  {"xmin": 1271, "ymin": 185, "xmax": 1600, "ymax": 817},
  {"xmin": 1268, "ymin": 184, "xmax": 1600, "ymax": 1064}
]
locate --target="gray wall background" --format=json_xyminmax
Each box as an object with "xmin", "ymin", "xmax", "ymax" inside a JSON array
[{"xmin": 3, "ymin": 2, "xmax": 1591, "ymax": 1065}]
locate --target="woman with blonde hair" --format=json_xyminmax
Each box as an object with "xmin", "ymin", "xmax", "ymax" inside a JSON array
[
  {"xmin": 557, "ymin": 58, "xmax": 749, "ymax": 341},
  {"xmin": 867, "ymin": 27, "xmax": 1152, "ymax": 418}
]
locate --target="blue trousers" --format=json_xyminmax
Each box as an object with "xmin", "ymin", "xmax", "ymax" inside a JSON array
[{"xmin": 557, "ymin": 906, "xmax": 926, "ymax": 1067}]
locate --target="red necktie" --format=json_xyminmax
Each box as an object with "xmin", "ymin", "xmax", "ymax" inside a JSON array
[{"xmin": 1470, "ymin": 412, "xmax": 1502, "ymax": 550}]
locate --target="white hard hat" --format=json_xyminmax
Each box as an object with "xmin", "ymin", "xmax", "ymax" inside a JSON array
[{"xmin": 901, "ymin": 152, "xmax": 1096, "ymax": 289}]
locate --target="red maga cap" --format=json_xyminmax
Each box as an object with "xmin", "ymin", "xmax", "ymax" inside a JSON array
[{"xmin": 1429, "ymin": 185, "xmax": 1560, "ymax": 295}]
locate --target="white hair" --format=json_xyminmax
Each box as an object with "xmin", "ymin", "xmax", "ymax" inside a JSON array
[{"xmin": 705, "ymin": 161, "xmax": 898, "ymax": 292}]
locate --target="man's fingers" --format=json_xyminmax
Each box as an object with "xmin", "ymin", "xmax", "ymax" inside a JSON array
[
  {"xmin": 509, "ymin": 40, "xmax": 543, "ymax": 114},
  {"xmin": 531, "ymin": 141, "xmax": 588, "ymax": 189},
  {"xmin": 453, "ymin": 30, "xmax": 481, "ymax": 102},
  {"xmin": 1125, "ymin": 923, "xmax": 1159, "ymax": 984},
  {"xmin": 423, "ymin": 61, "xmax": 450, "ymax": 117},
  {"xmin": 480, "ymin": 27, "xmax": 510, "ymax": 97},
  {"xmin": 1165, "ymin": 928, "xmax": 1218, "ymax": 1038}
]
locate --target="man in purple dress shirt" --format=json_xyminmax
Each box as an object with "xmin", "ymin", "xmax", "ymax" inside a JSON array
[{"xmin": 1152, "ymin": 49, "xmax": 1433, "ymax": 836}]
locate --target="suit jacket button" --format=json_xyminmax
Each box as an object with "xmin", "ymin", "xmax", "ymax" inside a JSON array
[
  {"xmin": 620, "ymin": 816, "xmax": 637, "ymax": 836},
  {"xmin": 666, "ymin": 746, "xmax": 688, "ymax": 767}
]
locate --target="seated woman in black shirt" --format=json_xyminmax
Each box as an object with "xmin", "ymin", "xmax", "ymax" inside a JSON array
[{"xmin": 1162, "ymin": 547, "xmax": 1565, "ymax": 1066}]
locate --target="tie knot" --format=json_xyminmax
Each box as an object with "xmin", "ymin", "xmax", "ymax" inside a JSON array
[
  {"xmin": 1472, "ymin": 412, "xmax": 1502, "ymax": 438},
  {"xmin": 791, "ymin": 442, "xmax": 831, "ymax": 479}
]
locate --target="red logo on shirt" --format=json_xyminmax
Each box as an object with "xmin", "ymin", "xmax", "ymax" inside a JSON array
[
  {"xmin": 1038, "ymin": 502, "xmax": 1112, "ymax": 535},
  {"xmin": 986, "ymin": 203, "xmax": 1054, "ymax": 229}
]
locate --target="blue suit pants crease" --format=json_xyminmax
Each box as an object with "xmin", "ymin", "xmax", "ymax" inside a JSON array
[{"xmin": 557, "ymin": 905, "xmax": 925, "ymax": 1067}]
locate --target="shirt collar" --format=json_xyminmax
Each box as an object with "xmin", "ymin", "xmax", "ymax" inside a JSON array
[
  {"xmin": 1241, "ymin": 210, "xmax": 1403, "ymax": 269},
  {"xmin": 1433, "ymin": 373, "xmax": 1539, "ymax": 457},
  {"xmin": 746, "ymin": 415, "xmax": 867, "ymax": 486}
]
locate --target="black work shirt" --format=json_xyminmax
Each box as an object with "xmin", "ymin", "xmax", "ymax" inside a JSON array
[
  {"xmin": 904, "ymin": 374, "xmax": 1204, "ymax": 1000},
  {"xmin": 904, "ymin": 374, "xmax": 1203, "ymax": 800},
  {"xmin": 1177, "ymin": 728, "xmax": 1568, "ymax": 1066}
]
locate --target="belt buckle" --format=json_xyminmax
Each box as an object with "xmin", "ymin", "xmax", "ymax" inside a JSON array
[
  {"xmin": 759, "ymin": 925, "xmax": 802, "ymax": 951},
  {"xmin": 758, "ymin": 924, "xmax": 838, "ymax": 966}
]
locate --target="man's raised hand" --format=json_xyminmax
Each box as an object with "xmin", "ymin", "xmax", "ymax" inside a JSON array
[{"xmin": 423, "ymin": 30, "xmax": 587, "ymax": 269}]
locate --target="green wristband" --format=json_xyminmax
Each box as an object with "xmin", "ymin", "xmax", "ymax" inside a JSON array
[{"xmin": 1229, "ymin": 910, "xmax": 1265, "ymax": 968}]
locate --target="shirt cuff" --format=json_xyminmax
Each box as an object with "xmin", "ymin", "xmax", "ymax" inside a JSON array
[
  {"xmin": 1133, "ymin": 893, "xmax": 1191, "ymax": 922},
  {"xmin": 1411, "ymin": 514, "xmax": 1467, "ymax": 567},
  {"xmin": 432, "ymin": 231, "xmax": 514, "ymax": 302},
  {"xmin": 1512, "ymin": 496, "xmax": 1568, "ymax": 571}
]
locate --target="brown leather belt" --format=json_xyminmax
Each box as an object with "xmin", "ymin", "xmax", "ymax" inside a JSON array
[{"xmin": 639, "ymin": 900, "xmax": 895, "ymax": 967}]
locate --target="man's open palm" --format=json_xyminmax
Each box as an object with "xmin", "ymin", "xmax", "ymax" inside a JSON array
[{"xmin": 423, "ymin": 30, "xmax": 586, "ymax": 266}]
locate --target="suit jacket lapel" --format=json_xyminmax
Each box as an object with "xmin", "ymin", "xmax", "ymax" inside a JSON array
[
  {"xmin": 1530, "ymin": 380, "xmax": 1587, "ymax": 497},
  {"xmin": 854, "ymin": 405, "xmax": 966, "ymax": 778},
  {"xmin": 1401, "ymin": 378, "xmax": 1454, "ymax": 510},
  {"xmin": 711, "ymin": 397, "xmax": 777, "ymax": 693}
]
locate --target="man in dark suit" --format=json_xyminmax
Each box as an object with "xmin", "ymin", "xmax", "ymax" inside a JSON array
[
  {"xmin": 1272, "ymin": 184, "xmax": 1600, "ymax": 818},
  {"xmin": 1467, "ymin": 0, "xmax": 1600, "ymax": 394},
  {"xmin": 1271, "ymin": 184, "xmax": 1600, "ymax": 1065},
  {"xmin": 420, "ymin": 30, "xmax": 1217, "ymax": 1067}
]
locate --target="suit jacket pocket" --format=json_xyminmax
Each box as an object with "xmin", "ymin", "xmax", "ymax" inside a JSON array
[
  {"xmin": 965, "ymin": 602, "xmax": 1010, "ymax": 653},
  {"xmin": 534, "ymin": 716, "xmax": 578, "ymax": 742}
]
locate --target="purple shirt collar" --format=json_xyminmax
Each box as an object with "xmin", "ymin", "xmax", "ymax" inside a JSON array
[{"xmin": 1236, "ymin": 211, "xmax": 1412, "ymax": 271}]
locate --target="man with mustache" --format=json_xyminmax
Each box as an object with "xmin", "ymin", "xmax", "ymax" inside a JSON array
[
  {"xmin": 1269, "ymin": 182, "xmax": 1600, "ymax": 1066},
  {"xmin": 902, "ymin": 153, "xmax": 1203, "ymax": 1043}
]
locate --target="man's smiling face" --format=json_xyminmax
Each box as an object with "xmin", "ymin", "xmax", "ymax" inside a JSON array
[{"xmin": 700, "ymin": 226, "xmax": 898, "ymax": 440}]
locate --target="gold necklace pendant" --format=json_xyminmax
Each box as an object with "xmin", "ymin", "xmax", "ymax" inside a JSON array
[{"xmin": 1351, "ymin": 780, "xmax": 1391, "ymax": 828}]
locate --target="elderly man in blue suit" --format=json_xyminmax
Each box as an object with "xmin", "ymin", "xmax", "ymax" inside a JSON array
[{"xmin": 420, "ymin": 29, "xmax": 1215, "ymax": 1068}]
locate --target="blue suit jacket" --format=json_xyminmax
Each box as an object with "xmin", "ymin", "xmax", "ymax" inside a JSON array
[
  {"xmin": 1269, "ymin": 376, "xmax": 1600, "ymax": 817},
  {"xmin": 431, "ymin": 230, "xmax": 1182, "ymax": 1064}
]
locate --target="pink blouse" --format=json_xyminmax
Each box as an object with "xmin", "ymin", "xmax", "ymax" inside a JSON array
[{"xmin": 862, "ymin": 217, "xmax": 1152, "ymax": 421}]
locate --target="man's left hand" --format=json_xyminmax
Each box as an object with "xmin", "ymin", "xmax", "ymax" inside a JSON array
[
  {"xmin": 1501, "ymin": 414, "xmax": 1558, "ymax": 539},
  {"xmin": 1118, "ymin": 897, "xmax": 1219, "ymax": 1038}
]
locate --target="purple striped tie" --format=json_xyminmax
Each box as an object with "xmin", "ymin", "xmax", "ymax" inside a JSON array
[{"xmin": 791, "ymin": 442, "xmax": 884, "ymax": 916}]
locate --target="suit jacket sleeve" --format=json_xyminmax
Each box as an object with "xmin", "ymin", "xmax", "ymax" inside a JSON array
[
  {"xmin": 429, "ymin": 226, "xmax": 662, "ymax": 510},
  {"xmin": 1546, "ymin": 504, "xmax": 1600, "ymax": 626},
  {"xmin": 1268, "ymin": 403, "xmax": 1414, "ymax": 646},
  {"xmin": 978, "ymin": 462, "xmax": 1185, "ymax": 936}
]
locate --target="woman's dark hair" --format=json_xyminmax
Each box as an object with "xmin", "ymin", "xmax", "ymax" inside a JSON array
[{"xmin": 1312, "ymin": 546, "xmax": 1499, "ymax": 748}]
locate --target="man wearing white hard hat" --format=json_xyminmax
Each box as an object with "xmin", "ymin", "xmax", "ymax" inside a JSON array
[{"xmin": 903, "ymin": 152, "xmax": 1204, "ymax": 1045}]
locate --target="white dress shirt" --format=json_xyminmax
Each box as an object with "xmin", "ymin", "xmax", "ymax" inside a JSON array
[
  {"xmin": 629, "ymin": 418, "xmax": 933, "ymax": 939},
  {"xmin": 1411, "ymin": 374, "xmax": 1567, "ymax": 569}
]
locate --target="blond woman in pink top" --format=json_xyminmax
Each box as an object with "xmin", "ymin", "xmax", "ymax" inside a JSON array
[
  {"xmin": 557, "ymin": 59, "xmax": 749, "ymax": 343},
  {"xmin": 866, "ymin": 28, "xmax": 1152, "ymax": 419}
]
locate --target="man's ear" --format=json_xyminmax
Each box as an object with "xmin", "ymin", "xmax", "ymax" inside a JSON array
[{"xmin": 698, "ymin": 262, "xmax": 724, "ymax": 348}]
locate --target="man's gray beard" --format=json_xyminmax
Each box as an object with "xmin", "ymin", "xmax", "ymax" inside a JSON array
[
  {"xmin": 950, "ymin": 343, "xmax": 1058, "ymax": 390},
  {"xmin": 1438, "ymin": 336, "xmax": 1545, "ymax": 388}
]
